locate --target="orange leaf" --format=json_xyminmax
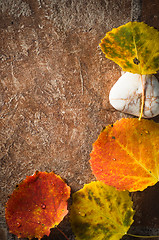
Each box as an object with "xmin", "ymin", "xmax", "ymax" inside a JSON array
[
  {"xmin": 90, "ymin": 118, "xmax": 159, "ymax": 192},
  {"xmin": 5, "ymin": 171, "xmax": 70, "ymax": 239}
]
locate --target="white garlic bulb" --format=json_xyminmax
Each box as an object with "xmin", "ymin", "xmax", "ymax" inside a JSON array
[{"xmin": 109, "ymin": 72, "xmax": 159, "ymax": 118}]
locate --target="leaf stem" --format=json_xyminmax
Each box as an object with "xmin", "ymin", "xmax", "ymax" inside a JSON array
[
  {"xmin": 127, "ymin": 233, "xmax": 159, "ymax": 238},
  {"xmin": 56, "ymin": 227, "xmax": 70, "ymax": 240},
  {"xmin": 139, "ymin": 74, "xmax": 145, "ymax": 121}
]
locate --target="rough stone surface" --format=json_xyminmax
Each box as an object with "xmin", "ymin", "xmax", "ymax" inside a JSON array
[
  {"xmin": 0, "ymin": 0, "xmax": 159, "ymax": 240},
  {"xmin": 141, "ymin": 0, "xmax": 159, "ymax": 29},
  {"xmin": 0, "ymin": 0, "xmax": 131, "ymax": 238},
  {"xmin": 131, "ymin": 0, "xmax": 142, "ymax": 21}
]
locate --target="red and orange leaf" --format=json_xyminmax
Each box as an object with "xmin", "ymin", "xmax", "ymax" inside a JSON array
[
  {"xmin": 90, "ymin": 118, "xmax": 159, "ymax": 192},
  {"xmin": 5, "ymin": 171, "xmax": 70, "ymax": 239}
]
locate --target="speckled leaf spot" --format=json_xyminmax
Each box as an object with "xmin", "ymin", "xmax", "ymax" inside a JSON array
[
  {"xmin": 90, "ymin": 118, "xmax": 159, "ymax": 192},
  {"xmin": 100, "ymin": 22, "xmax": 159, "ymax": 74},
  {"xmin": 5, "ymin": 171, "xmax": 71, "ymax": 240},
  {"xmin": 70, "ymin": 181, "xmax": 134, "ymax": 240}
]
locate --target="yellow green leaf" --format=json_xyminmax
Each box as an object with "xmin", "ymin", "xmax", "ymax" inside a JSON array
[
  {"xmin": 100, "ymin": 22, "xmax": 159, "ymax": 74},
  {"xmin": 70, "ymin": 181, "xmax": 134, "ymax": 240}
]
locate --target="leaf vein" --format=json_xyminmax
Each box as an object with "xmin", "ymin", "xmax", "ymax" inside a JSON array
[{"xmin": 116, "ymin": 139, "xmax": 157, "ymax": 180}]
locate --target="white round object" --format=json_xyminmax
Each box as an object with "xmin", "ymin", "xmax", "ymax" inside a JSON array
[{"xmin": 109, "ymin": 72, "xmax": 159, "ymax": 118}]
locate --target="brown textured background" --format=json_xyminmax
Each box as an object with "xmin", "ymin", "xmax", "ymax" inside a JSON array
[{"xmin": 0, "ymin": 0, "xmax": 159, "ymax": 239}]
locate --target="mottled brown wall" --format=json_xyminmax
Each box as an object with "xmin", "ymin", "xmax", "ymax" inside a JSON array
[
  {"xmin": 0, "ymin": 1, "xmax": 131, "ymax": 239},
  {"xmin": 0, "ymin": 0, "xmax": 159, "ymax": 240},
  {"xmin": 0, "ymin": 0, "xmax": 131, "ymax": 211}
]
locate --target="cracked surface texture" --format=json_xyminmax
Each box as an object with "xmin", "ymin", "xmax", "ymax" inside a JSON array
[{"xmin": 0, "ymin": 0, "xmax": 159, "ymax": 239}]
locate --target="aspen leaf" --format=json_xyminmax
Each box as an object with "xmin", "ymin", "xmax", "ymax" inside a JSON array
[
  {"xmin": 90, "ymin": 118, "xmax": 159, "ymax": 192},
  {"xmin": 5, "ymin": 171, "xmax": 70, "ymax": 239},
  {"xmin": 100, "ymin": 22, "xmax": 159, "ymax": 74},
  {"xmin": 70, "ymin": 181, "xmax": 134, "ymax": 240}
]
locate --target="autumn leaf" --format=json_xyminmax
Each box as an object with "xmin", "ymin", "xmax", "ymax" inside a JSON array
[
  {"xmin": 70, "ymin": 181, "xmax": 134, "ymax": 240},
  {"xmin": 5, "ymin": 171, "xmax": 70, "ymax": 239},
  {"xmin": 100, "ymin": 22, "xmax": 159, "ymax": 74},
  {"xmin": 90, "ymin": 118, "xmax": 159, "ymax": 192}
]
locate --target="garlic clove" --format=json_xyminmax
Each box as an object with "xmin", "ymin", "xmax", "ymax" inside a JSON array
[{"xmin": 109, "ymin": 72, "xmax": 159, "ymax": 118}]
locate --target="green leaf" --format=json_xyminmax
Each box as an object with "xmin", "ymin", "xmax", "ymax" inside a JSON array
[
  {"xmin": 70, "ymin": 181, "xmax": 134, "ymax": 240},
  {"xmin": 100, "ymin": 22, "xmax": 159, "ymax": 74}
]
